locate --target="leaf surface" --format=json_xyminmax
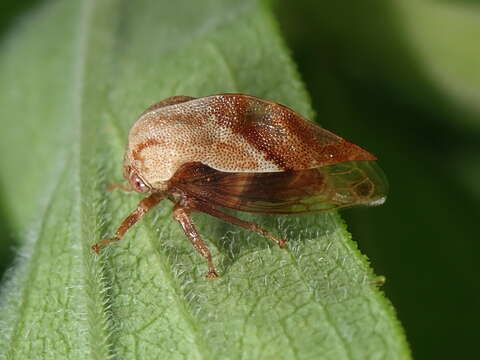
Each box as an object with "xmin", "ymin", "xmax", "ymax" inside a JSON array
[{"xmin": 0, "ymin": 1, "xmax": 410, "ymax": 359}]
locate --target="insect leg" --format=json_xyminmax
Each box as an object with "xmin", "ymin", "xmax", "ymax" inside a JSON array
[
  {"xmin": 91, "ymin": 192, "xmax": 164, "ymax": 253},
  {"xmin": 106, "ymin": 183, "xmax": 133, "ymax": 192},
  {"xmin": 193, "ymin": 204, "xmax": 287, "ymax": 248},
  {"xmin": 172, "ymin": 204, "xmax": 219, "ymax": 278}
]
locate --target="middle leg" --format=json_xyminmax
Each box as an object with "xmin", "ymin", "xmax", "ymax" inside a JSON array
[{"xmin": 172, "ymin": 204, "xmax": 219, "ymax": 278}]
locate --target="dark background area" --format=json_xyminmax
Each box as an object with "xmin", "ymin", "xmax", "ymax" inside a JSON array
[
  {"xmin": 1, "ymin": 0, "xmax": 479, "ymax": 358},
  {"xmin": 275, "ymin": 1, "xmax": 480, "ymax": 359},
  {"xmin": 0, "ymin": 0, "xmax": 40, "ymax": 39}
]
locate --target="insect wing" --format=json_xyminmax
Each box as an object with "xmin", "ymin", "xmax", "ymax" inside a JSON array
[
  {"xmin": 176, "ymin": 161, "xmax": 387, "ymax": 214},
  {"xmin": 211, "ymin": 94, "xmax": 378, "ymax": 171}
]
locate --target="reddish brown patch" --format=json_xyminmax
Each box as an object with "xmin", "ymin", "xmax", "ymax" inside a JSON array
[
  {"xmin": 218, "ymin": 94, "xmax": 377, "ymax": 170},
  {"xmin": 227, "ymin": 97, "xmax": 292, "ymax": 170},
  {"xmin": 131, "ymin": 138, "xmax": 164, "ymax": 161},
  {"xmin": 321, "ymin": 140, "xmax": 377, "ymax": 163}
]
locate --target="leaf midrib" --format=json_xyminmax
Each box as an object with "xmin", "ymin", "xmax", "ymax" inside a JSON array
[{"xmin": 75, "ymin": 0, "xmax": 116, "ymax": 358}]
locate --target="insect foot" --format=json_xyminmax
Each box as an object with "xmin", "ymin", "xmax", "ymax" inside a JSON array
[
  {"xmin": 205, "ymin": 269, "xmax": 219, "ymax": 279},
  {"xmin": 91, "ymin": 237, "xmax": 119, "ymax": 254}
]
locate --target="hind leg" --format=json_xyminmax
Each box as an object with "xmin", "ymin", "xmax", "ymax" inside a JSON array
[{"xmin": 192, "ymin": 203, "xmax": 287, "ymax": 248}]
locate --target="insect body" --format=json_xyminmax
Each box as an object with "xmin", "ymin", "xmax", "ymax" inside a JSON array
[{"xmin": 92, "ymin": 94, "xmax": 387, "ymax": 278}]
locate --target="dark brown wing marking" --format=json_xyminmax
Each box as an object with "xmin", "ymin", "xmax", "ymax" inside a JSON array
[
  {"xmin": 227, "ymin": 96, "xmax": 292, "ymax": 170},
  {"xmin": 169, "ymin": 161, "xmax": 387, "ymax": 214},
  {"xmin": 214, "ymin": 94, "xmax": 376, "ymax": 171}
]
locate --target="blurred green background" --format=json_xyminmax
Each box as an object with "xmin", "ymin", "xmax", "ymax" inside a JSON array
[
  {"xmin": 275, "ymin": 1, "xmax": 480, "ymax": 359},
  {"xmin": 1, "ymin": 0, "xmax": 479, "ymax": 358}
]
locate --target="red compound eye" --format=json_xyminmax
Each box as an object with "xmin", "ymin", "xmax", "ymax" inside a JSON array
[{"xmin": 130, "ymin": 173, "xmax": 149, "ymax": 193}]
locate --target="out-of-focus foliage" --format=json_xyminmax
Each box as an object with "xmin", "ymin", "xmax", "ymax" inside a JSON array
[{"xmin": 276, "ymin": 0, "xmax": 480, "ymax": 359}]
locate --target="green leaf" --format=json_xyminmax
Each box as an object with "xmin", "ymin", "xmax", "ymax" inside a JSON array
[{"xmin": 0, "ymin": 1, "xmax": 410, "ymax": 359}]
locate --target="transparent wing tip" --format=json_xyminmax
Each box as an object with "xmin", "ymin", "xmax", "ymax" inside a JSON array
[{"xmin": 366, "ymin": 196, "xmax": 387, "ymax": 206}]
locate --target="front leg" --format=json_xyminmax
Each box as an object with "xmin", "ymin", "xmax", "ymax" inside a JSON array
[
  {"xmin": 91, "ymin": 192, "xmax": 164, "ymax": 253},
  {"xmin": 106, "ymin": 182, "xmax": 133, "ymax": 192}
]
